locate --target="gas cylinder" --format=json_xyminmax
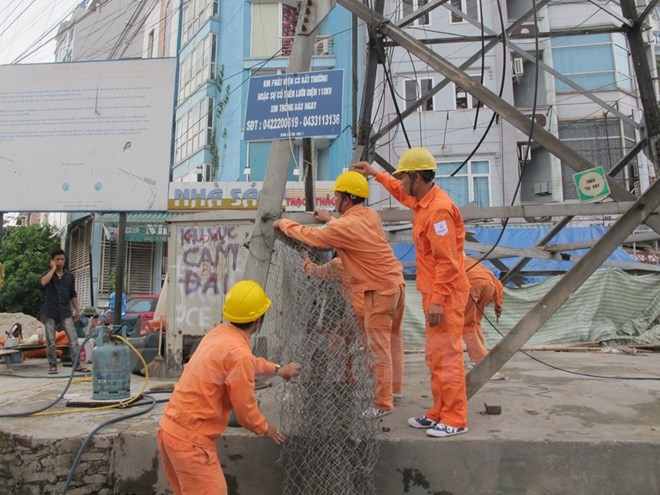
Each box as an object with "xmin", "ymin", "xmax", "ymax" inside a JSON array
[{"xmin": 92, "ymin": 326, "xmax": 131, "ymax": 400}]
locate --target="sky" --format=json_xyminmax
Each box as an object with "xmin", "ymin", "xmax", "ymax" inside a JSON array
[{"xmin": 0, "ymin": 0, "xmax": 81, "ymax": 65}]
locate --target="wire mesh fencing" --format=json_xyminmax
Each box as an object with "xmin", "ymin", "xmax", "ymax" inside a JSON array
[{"xmin": 262, "ymin": 235, "xmax": 381, "ymax": 495}]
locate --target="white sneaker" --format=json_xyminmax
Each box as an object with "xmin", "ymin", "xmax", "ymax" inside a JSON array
[
  {"xmin": 490, "ymin": 372, "xmax": 506, "ymax": 380},
  {"xmin": 426, "ymin": 423, "xmax": 468, "ymax": 438},
  {"xmin": 361, "ymin": 407, "xmax": 392, "ymax": 419}
]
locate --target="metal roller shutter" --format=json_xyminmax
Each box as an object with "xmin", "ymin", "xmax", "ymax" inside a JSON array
[
  {"xmin": 68, "ymin": 220, "xmax": 93, "ymax": 308},
  {"xmin": 100, "ymin": 240, "xmax": 155, "ymax": 296}
]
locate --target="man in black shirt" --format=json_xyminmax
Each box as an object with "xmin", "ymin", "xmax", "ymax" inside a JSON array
[{"xmin": 40, "ymin": 248, "xmax": 89, "ymax": 374}]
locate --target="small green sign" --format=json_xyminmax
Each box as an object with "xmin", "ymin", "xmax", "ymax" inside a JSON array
[{"xmin": 573, "ymin": 166, "xmax": 611, "ymax": 202}]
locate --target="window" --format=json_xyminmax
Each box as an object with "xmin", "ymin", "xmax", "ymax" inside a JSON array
[
  {"xmin": 175, "ymin": 97, "xmax": 214, "ymax": 163},
  {"xmin": 404, "ymin": 78, "xmax": 434, "ymax": 111},
  {"xmin": 450, "ymin": 0, "xmax": 480, "ymax": 24},
  {"xmin": 178, "ymin": 33, "xmax": 217, "ymax": 102},
  {"xmin": 558, "ymin": 119, "xmax": 631, "ymax": 199},
  {"xmin": 181, "ymin": 0, "xmax": 219, "ymax": 46},
  {"xmin": 552, "ymin": 34, "xmax": 633, "ymax": 92},
  {"xmin": 197, "ymin": 163, "xmax": 212, "ymax": 182},
  {"xmin": 147, "ymin": 30, "xmax": 154, "ymax": 58},
  {"xmin": 250, "ymin": 3, "xmax": 326, "ymax": 58},
  {"xmin": 127, "ymin": 298, "xmax": 156, "ymax": 313},
  {"xmin": 437, "ymin": 161, "xmax": 490, "ymax": 207},
  {"xmin": 252, "ymin": 2, "xmax": 300, "ymax": 58},
  {"xmin": 401, "ymin": 0, "xmax": 431, "ymax": 26},
  {"xmin": 455, "ymin": 77, "xmax": 481, "ymax": 109},
  {"xmin": 281, "ymin": 4, "xmax": 299, "ymax": 56}
]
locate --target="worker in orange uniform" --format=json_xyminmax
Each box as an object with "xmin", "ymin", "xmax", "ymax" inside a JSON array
[
  {"xmin": 158, "ymin": 280, "xmax": 301, "ymax": 495},
  {"xmin": 463, "ymin": 257, "xmax": 504, "ymax": 366},
  {"xmin": 353, "ymin": 147, "xmax": 471, "ymax": 438},
  {"xmin": 302, "ymin": 254, "xmax": 366, "ymax": 384},
  {"xmin": 273, "ymin": 171, "xmax": 405, "ymax": 418},
  {"xmin": 303, "ymin": 253, "xmax": 365, "ymax": 320}
]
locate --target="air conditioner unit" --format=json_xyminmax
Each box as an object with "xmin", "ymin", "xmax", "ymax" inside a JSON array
[
  {"xmin": 315, "ymin": 37, "xmax": 331, "ymax": 56},
  {"xmin": 513, "ymin": 57, "xmax": 524, "ymax": 77}
]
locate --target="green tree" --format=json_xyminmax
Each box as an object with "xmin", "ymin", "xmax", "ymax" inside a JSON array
[{"xmin": 0, "ymin": 224, "xmax": 60, "ymax": 316}]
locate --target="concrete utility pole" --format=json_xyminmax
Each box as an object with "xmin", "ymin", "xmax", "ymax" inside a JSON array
[{"xmin": 243, "ymin": 0, "xmax": 336, "ymax": 286}]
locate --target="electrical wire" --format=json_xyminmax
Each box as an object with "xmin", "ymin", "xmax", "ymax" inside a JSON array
[
  {"xmin": 464, "ymin": 0, "xmax": 540, "ymax": 272},
  {"xmin": 0, "ymin": 377, "xmax": 91, "ymax": 395},
  {"xmin": 0, "ymin": 335, "xmax": 95, "ymax": 418},
  {"xmin": 472, "ymin": 293, "xmax": 660, "ymax": 381},
  {"xmin": 381, "ymin": 53, "xmax": 412, "ymax": 148},
  {"xmin": 0, "ymin": 331, "xmax": 150, "ymax": 418},
  {"xmin": 33, "ymin": 334, "xmax": 150, "ymax": 416},
  {"xmin": 449, "ymin": 0, "xmax": 508, "ymax": 179},
  {"xmin": 60, "ymin": 394, "xmax": 158, "ymax": 495},
  {"xmin": 0, "ymin": 0, "xmax": 39, "ymax": 40},
  {"xmin": 472, "ymin": 0, "xmax": 487, "ymax": 131}
]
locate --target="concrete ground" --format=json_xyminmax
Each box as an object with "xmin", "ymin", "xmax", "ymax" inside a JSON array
[{"xmin": 0, "ymin": 350, "xmax": 658, "ymax": 494}]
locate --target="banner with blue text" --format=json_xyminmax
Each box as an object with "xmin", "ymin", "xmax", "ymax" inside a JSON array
[{"xmin": 244, "ymin": 69, "xmax": 343, "ymax": 141}]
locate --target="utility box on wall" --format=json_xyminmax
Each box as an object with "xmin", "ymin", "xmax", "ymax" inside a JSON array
[{"xmin": 165, "ymin": 211, "xmax": 256, "ymax": 374}]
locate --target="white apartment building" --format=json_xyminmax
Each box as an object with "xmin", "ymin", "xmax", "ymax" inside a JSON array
[{"xmin": 374, "ymin": 0, "xmax": 655, "ymax": 210}]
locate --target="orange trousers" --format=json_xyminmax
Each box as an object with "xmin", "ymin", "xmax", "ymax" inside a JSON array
[
  {"xmin": 158, "ymin": 428, "xmax": 227, "ymax": 495},
  {"xmin": 462, "ymin": 283, "xmax": 494, "ymax": 364},
  {"xmin": 363, "ymin": 284, "xmax": 405, "ymax": 411},
  {"xmin": 422, "ymin": 289, "xmax": 469, "ymax": 428}
]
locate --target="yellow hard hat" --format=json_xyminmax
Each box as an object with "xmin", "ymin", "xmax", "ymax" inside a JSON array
[
  {"xmin": 394, "ymin": 147, "xmax": 437, "ymax": 175},
  {"xmin": 222, "ymin": 280, "xmax": 272, "ymax": 324},
  {"xmin": 331, "ymin": 171, "xmax": 369, "ymax": 198}
]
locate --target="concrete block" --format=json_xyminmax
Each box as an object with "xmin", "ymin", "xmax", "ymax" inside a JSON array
[
  {"xmin": 15, "ymin": 485, "xmax": 43, "ymax": 495},
  {"xmin": 82, "ymin": 473, "xmax": 107, "ymax": 485},
  {"xmin": 92, "ymin": 437, "xmax": 113, "ymax": 449},
  {"xmin": 21, "ymin": 470, "xmax": 54, "ymax": 484},
  {"xmin": 55, "ymin": 467, "xmax": 72, "ymax": 478},
  {"xmin": 79, "ymin": 452, "xmax": 107, "ymax": 462},
  {"xmin": 63, "ymin": 487, "xmax": 95, "ymax": 495}
]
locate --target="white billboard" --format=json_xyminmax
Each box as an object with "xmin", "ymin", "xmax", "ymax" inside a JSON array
[{"xmin": 0, "ymin": 58, "xmax": 176, "ymax": 211}]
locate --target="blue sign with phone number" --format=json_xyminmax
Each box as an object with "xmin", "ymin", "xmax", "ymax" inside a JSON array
[{"xmin": 244, "ymin": 69, "xmax": 343, "ymax": 142}]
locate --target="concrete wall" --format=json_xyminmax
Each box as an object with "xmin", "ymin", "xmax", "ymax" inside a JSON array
[
  {"xmin": 4, "ymin": 429, "xmax": 657, "ymax": 495},
  {"xmin": 0, "ymin": 432, "xmax": 115, "ymax": 495}
]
